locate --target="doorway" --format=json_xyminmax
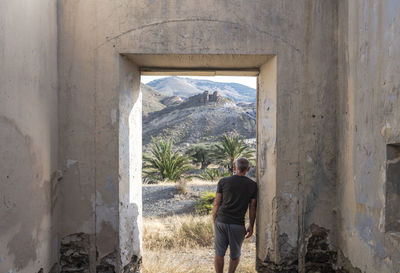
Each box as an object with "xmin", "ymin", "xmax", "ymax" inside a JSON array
[
  {"xmin": 141, "ymin": 73, "xmax": 256, "ymax": 272},
  {"xmin": 117, "ymin": 54, "xmax": 277, "ymax": 271}
]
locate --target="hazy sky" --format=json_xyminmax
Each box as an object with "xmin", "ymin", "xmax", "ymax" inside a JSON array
[{"xmin": 141, "ymin": 75, "xmax": 257, "ymax": 89}]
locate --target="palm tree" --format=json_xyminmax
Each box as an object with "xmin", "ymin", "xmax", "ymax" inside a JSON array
[
  {"xmin": 143, "ymin": 138, "xmax": 191, "ymax": 182},
  {"xmin": 213, "ymin": 134, "xmax": 255, "ymax": 174}
]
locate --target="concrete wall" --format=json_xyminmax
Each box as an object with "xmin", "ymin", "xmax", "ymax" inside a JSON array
[
  {"xmin": 257, "ymin": 57, "xmax": 277, "ymax": 267},
  {"xmin": 58, "ymin": 0, "xmax": 339, "ymax": 271},
  {"xmin": 0, "ymin": 0, "xmax": 59, "ymax": 273},
  {"xmin": 337, "ymin": 1, "xmax": 400, "ymax": 272},
  {"xmin": 2, "ymin": 0, "xmax": 399, "ymax": 272}
]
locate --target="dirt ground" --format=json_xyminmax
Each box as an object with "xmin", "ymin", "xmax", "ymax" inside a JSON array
[{"xmin": 143, "ymin": 246, "xmax": 256, "ymax": 273}]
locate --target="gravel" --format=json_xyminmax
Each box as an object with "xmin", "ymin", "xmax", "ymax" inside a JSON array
[{"xmin": 142, "ymin": 183, "xmax": 218, "ymax": 217}]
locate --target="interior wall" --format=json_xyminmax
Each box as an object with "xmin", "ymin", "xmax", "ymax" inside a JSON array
[
  {"xmin": 1, "ymin": 0, "xmax": 399, "ymax": 272},
  {"xmin": 57, "ymin": 1, "xmax": 98, "ymax": 271},
  {"xmin": 58, "ymin": 0, "xmax": 339, "ymax": 271},
  {"xmin": 0, "ymin": 0, "xmax": 59, "ymax": 272},
  {"xmin": 337, "ymin": 1, "xmax": 400, "ymax": 272}
]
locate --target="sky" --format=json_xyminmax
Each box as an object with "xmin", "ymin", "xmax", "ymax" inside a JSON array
[{"xmin": 141, "ymin": 75, "xmax": 257, "ymax": 89}]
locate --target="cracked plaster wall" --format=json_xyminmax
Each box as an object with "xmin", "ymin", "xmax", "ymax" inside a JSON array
[
  {"xmin": 337, "ymin": 1, "xmax": 400, "ymax": 272},
  {"xmin": 0, "ymin": 0, "xmax": 59, "ymax": 272}
]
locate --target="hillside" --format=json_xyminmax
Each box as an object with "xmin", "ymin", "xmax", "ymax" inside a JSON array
[
  {"xmin": 141, "ymin": 83, "xmax": 186, "ymax": 117},
  {"xmin": 141, "ymin": 83, "xmax": 167, "ymax": 115},
  {"xmin": 147, "ymin": 76, "xmax": 256, "ymax": 103},
  {"xmin": 143, "ymin": 91, "xmax": 256, "ymax": 146}
]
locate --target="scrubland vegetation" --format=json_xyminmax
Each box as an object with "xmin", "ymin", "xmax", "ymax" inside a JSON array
[
  {"xmin": 143, "ymin": 133, "xmax": 255, "ymax": 184},
  {"xmin": 142, "ymin": 215, "xmax": 256, "ymax": 273},
  {"xmin": 142, "ymin": 133, "xmax": 256, "ymax": 272}
]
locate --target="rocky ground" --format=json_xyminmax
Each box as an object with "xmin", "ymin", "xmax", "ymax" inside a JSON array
[{"xmin": 142, "ymin": 181, "xmax": 218, "ymax": 217}]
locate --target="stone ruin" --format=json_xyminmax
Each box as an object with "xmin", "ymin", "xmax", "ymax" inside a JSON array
[{"xmin": 198, "ymin": 91, "xmax": 223, "ymax": 104}]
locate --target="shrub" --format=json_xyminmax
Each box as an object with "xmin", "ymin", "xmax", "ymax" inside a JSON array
[
  {"xmin": 175, "ymin": 179, "xmax": 188, "ymax": 195},
  {"xmin": 185, "ymin": 144, "xmax": 214, "ymax": 169},
  {"xmin": 195, "ymin": 191, "xmax": 216, "ymax": 214}
]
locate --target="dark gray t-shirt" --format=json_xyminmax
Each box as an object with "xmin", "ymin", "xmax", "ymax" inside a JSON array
[{"xmin": 216, "ymin": 175, "xmax": 257, "ymax": 225}]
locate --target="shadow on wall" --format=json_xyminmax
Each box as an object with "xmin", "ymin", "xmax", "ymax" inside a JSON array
[{"xmin": 0, "ymin": 117, "xmax": 57, "ymax": 272}]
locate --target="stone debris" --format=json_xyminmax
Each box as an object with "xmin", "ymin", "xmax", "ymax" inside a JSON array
[
  {"xmin": 122, "ymin": 255, "xmax": 142, "ymax": 273},
  {"xmin": 96, "ymin": 251, "xmax": 117, "ymax": 273},
  {"xmin": 305, "ymin": 225, "xmax": 337, "ymax": 272},
  {"xmin": 60, "ymin": 233, "xmax": 90, "ymax": 273}
]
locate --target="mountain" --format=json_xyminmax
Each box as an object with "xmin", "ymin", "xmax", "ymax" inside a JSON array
[
  {"xmin": 160, "ymin": 96, "xmax": 183, "ymax": 106},
  {"xmin": 141, "ymin": 83, "xmax": 167, "ymax": 115},
  {"xmin": 147, "ymin": 76, "xmax": 256, "ymax": 103},
  {"xmin": 143, "ymin": 91, "xmax": 256, "ymax": 146}
]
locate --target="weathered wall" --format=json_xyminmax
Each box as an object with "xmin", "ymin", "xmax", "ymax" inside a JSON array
[
  {"xmin": 337, "ymin": 1, "xmax": 400, "ymax": 272},
  {"xmin": 2, "ymin": 0, "xmax": 399, "ymax": 272},
  {"xmin": 58, "ymin": 0, "xmax": 338, "ymax": 271},
  {"xmin": 0, "ymin": 0, "xmax": 59, "ymax": 272},
  {"xmin": 3, "ymin": 0, "xmax": 399, "ymax": 272},
  {"xmin": 257, "ymin": 57, "xmax": 277, "ymax": 269}
]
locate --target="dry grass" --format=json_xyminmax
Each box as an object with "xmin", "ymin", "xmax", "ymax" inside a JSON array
[
  {"xmin": 142, "ymin": 248, "xmax": 256, "ymax": 273},
  {"xmin": 143, "ymin": 214, "xmax": 214, "ymax": 249},
  {"xmin": 142, "ymin": 215, "xmax": 256, "ymax": 273}
]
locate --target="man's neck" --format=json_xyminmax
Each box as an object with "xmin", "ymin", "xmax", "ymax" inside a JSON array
[{"xmin": 235, "ymin": 173, "xmax": 247, "ymax": 176}]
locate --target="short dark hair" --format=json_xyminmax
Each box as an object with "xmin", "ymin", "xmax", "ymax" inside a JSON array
[{"xmin": 235, "ymin": 157, "xmax": 250, "ymax": 172}]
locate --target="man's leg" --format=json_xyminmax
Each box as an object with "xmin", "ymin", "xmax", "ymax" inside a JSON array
[
  {"xmin": 228, "ymin": 257, "xmax": 240, "ymax": 273},
  {"xmin": 227, "ymin": 224, "xmax": 246, "ymax": 273},
  {"xmin": 214, "ymin": 254, "xmax": 224, "ymax": 273},
  {"xmin": 214, "ymin": 222, "xmax": 229, "ymax": 273}
]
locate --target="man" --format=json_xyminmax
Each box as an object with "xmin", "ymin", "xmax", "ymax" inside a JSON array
[{"xmin": 212, "ymin": 157, "xmax": 257, "ymax": 273}]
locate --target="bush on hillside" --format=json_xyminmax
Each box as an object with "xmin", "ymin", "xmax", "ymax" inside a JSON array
[
  {"xmin": 185, "ymin": 144, "xmax": 214, "ymax": 169},
  {"xmin": 195, "ymin": 191, "xmax": 216, "ymax": 214}
]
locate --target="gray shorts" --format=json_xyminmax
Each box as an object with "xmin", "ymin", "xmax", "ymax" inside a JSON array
[{"xmin": 214, "ymin": 221, "xmax": 246, "ymax": 259}]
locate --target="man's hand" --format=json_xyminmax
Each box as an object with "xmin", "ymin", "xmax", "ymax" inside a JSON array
[
  {"xmin": 245, "ymin": 226, "xmax": 254, "ymax": 238},
  {"xmin": 246, "ymin": 198, "xmax": 257, "ymax": 239}
]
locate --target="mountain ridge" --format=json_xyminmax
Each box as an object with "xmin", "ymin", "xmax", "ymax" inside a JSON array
[{"xmin": 147, "ymin": 76, "xmax": 256, "ymax": 103}]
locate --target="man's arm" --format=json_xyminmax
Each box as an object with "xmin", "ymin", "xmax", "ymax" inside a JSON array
[
  {"xmin": 246, "ymin": 198, "xmax": 257, "ymax": 238},
  {"xmin": 212, "ymin": 193, "xmax": 222, "ymax": 224}
]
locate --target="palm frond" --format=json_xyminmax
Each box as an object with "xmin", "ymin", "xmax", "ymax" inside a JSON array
[
  {"xmin": 211, "ymin": 133, "xmax": 255, "ymax": 173},
  {"xmin": 143, "ymin": 138, "xmax": 192, "ymax": 182}
]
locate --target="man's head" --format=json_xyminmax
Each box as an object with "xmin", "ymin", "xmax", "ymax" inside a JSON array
[{"xmin": 234, "ymin": 157, "xmax": 250, "ymax": 175}]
